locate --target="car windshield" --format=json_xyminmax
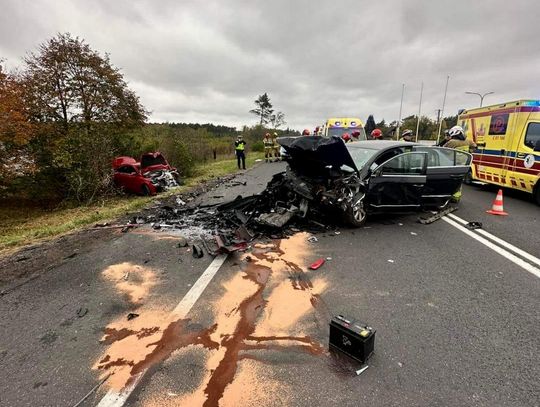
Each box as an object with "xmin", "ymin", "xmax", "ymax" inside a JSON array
[
  {"xmin": 345, "ymin": 146, "xmax": 379, "ymax": 169},
  {"xmin": 141, "ymin": 154, "xmax": 166, "ymax": 168},
  {"xmin": 327, "ymin": 127, "xmax": 367, "ymax": 140}
]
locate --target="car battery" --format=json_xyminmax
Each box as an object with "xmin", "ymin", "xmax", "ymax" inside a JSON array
[{"xmin": 329, "ymin": 315, "xmax": 375, "ymax": 363}]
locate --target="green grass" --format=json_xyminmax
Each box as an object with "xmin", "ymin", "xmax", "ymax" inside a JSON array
[{"xmin": 0, "ymin": 152, "xmax": 264, "ymax": 254}]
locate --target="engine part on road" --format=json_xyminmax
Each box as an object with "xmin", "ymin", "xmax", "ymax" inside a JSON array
[{"xmin": 329, "ymin": 315, "xmax": 375, "ymax": 364}]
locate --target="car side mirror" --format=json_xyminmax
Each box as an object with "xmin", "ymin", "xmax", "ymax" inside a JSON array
[{"xmin": 534, "ymin": 140, "xmax": 540, "ymax": 152}]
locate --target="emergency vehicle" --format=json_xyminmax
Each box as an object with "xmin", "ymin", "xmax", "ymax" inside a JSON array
[
  {"xmin": 458, "ymin": 100, "xmax": 540, "ymax": 204},
  {"xmin": 322, "ymin": 117, "xmax": 367, "ymax": 140}
]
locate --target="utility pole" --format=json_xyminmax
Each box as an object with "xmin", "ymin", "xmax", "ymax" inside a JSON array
[
  {"xmin": 436, "ymin": 75, "xmax": 450, "ymax": 145},
  {"xmin": 396, "ymin": 83, "xmax": 405, "ymax": 140},
  {"xmin": 435, "ymin": 109, "xmax": 442, "ymax": 126},
  {"xmin": 415, "ymin": 82, "xmax": 424, "ymax": 142},
  {"xmin": 465, "ymin": 91, "xmax": 494, "ymax": 107}
]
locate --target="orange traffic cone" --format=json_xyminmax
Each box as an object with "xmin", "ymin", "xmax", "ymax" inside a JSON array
[{"xmin": 486, "ymin": 189, "xmax": 508, "ymax": 216}]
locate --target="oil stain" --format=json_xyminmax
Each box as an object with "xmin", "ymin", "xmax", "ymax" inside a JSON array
[{"xmin": 97, "ymin": 232, "xmax": 328, "ymax": 406}]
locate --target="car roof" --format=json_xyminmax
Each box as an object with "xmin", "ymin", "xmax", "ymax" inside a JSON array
[{"xmin": 347, "ymin": 140, "xmax": 419, "ymax": 150}]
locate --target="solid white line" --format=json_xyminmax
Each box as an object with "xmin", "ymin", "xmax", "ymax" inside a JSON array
[
  {"xmin": 96, "ymin": 253, "xmax": 229, "ymax": 407},
  {"xmin": 447, "ymin": 213, "xmax": 540, "ymax": 268},
  {"xmin": 441, "ymin": 216, "xmax": 540, "ymax": 279}
]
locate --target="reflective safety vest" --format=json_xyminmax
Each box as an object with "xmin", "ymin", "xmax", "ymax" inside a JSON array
[
  {"xmin": 263, "ymin": 138, "xmax": 273, "ymax": 148},
  {"xmin": 235, "ymin": 140, "xmax": 246, "ymax": 151}
]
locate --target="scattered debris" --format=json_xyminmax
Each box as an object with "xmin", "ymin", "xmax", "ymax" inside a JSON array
[
  {"xmin": 127, "ymin": 313, "xmax": 139, "ymax": 321},
  {"xmin": 334, "ymin": 231, "xmax": 341, "ymax": 235},
  {"xmin": 418, "ymin": 206, "xmax": 458, "ymax": 224},
  {"xmin": 466, "ymin": 221, "xmax": 482, "ymax": 230},
  {"xmin": 64, "ymin": 252, "xmax": 78, "ymax": 260},
  {"xmin": 175, "ymin": 197, "xmax": 186, "ymax": 206},
  {"xmin": 387, "ymin": 259, "xmax": 394, "ymax": 263},
  {"xmin": 309, "ymin": 258, "xmax": 325, "ymax": 270},
  {"xmin": 192, "ymin": 244, "xmax": 204, "ymax": 259},
  {"xmin": 307, "ymin": 236, "xmax": 319, "ymax": 243},
  {"xmin": 326, "ymin": 257, "xmax": 332, "ymax": 261},
  {"xmin": 176, "ymin": 236, "xmax": 188, "ymax": 247},
  {"xmin": 355, "ymin": 365, "xmax": 369, "ymax": 376},
  {"xmin": 123, "ymin": 272, "xmax": 130, "ymax": 281},
  {"xmin": 94, "ymin": 223, "xmax": 110, "ymax": 228},
  {"xmin": 76, "ymin": 307, "xmax": 88, "ymax": 318},
  {"xmin": 410, "ymin": 232, "xmax": 417, "ymax": 236}
]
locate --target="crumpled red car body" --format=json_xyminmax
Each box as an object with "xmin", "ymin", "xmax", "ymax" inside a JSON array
[{"xmin": 112, "ymin": 152, "xmax": 179, "ymax": 196}]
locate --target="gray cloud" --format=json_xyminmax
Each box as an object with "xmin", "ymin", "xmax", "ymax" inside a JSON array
[{"xmin": 1, "ymin": 0, "xmax": 539, "ymax": 129}]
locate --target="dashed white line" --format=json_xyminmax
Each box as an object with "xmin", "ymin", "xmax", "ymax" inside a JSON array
[
  {"xmin": 441, "ymin": 216, "xmax": 540, "ymax": 279},
  {"xmin": 96, "ymin": 253, "xmax": 229, "ymax": 407}
]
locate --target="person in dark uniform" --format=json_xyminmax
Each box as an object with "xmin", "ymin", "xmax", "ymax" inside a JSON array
[{"xmin": 235, "ymin": 135, "xmax": 246, "ymax": 170}]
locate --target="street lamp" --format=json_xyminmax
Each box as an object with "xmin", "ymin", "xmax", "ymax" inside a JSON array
[{"xmin": 465, "ymin": 91, "xmax": 494, "ymax": 107}]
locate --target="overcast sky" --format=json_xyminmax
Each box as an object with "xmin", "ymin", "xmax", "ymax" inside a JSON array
[{"xmin": 2, "ymin": 0, "xmax": 539, "ymax": 130}]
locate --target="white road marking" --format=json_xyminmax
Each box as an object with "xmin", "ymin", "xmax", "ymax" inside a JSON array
[
  {"xmin": 447, "ymin": 213, "xmax": 540, "ymax": 268},
  {"xmin": 441, "ymin": 216, "xmax": 540, "ymax": 279},
  {"xmin": 96, "ymin": 253, "xmax": 229, "ymax": 407}
]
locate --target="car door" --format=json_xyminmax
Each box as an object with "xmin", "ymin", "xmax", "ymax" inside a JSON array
[
  {"xmin": 367, "ymin": 152, "xmax": 428, "ymax": 210},
  {"xmin": 413, "ymin": 147, "xmax": 472, "ymax": 206},
  {"xmin": 115, "ymin": 165, "xmax": 139, "ymax": 193}
]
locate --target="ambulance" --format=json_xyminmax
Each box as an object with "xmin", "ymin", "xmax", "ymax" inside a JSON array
[
  {"xmin": 322, "ymin": 117, "xmax": 367, "ymax": 140},
  {"xmin": 458, "ymin": 100, "xmax": 540, "ymax": 204}
]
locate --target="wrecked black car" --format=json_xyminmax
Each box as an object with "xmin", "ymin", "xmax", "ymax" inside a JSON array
[{"xmin": 272, "ymin": 137, "xmax": 472, "ymax": 226}]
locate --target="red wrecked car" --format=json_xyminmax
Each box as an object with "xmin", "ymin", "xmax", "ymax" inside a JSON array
[{"xmin": 112, "ymin": 152, "xmax": 180, "ymax": 195}]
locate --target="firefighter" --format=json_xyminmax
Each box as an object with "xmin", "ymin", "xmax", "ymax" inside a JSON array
[
  {"xmin": 399, "ymin": 129, "xmax": 414, "ymax": 142},
  {"xmin": 443, "ymin": 125, "xmax": 476, "ymax": 202},
  {"xmin": 302, "ymin": 129, "xmax": 311, "ymax": 136},
  {"xmin": 437, "ymin": 129, "xmax": 451, "ymax": 146},
  {"xmin": 351, "ymin": 130, "xmax": 361, "ymax": 141},
  {"xmin": 263, "ymin": 133, "xmax": 273, "ymax": 162},
  {"xmin": 370, "ymin": 129, "xmax": 383, "ymax": 140},
  {"xmin": 444, "ymin": 126, "xmax": 476, "ymax": 151},
  {"xmin": 234, "ymin": 135, "xmax": 246, "ymax": 170},
  {"xmin": 342, "ymin": 133, "xmax": 351, "ymax": 143},
  {"xmin": 272, "ymin": 132, "xmax": 280, "ymax": 161}
]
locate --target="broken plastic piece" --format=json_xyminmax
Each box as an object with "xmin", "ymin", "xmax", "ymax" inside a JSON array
[
  {"xmin": 127, "ymin": 313, "xmax": 139, "ymax": 321},
  {"xmin": 307, "ymin": 236, "xmax": 318, "ymax": 243},
  {"xmin": 309, "ymin": 258, "xmax": 325, "ymax": 270},
  {"xmin": 76, "ymin": 307, "xmax": 88, "ymax": 318},
  {"xmin": 466, "ymin": 221, "xmax": 482, "ymax": 230},
  {"xmin": 356, "ymin": 365, "xmax": 369, "ymax": 376}
]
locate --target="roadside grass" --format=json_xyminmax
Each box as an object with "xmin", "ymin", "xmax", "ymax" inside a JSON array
[{"xmin": 0, "ymin": 152, "xmax": 264, "ymax": 254}]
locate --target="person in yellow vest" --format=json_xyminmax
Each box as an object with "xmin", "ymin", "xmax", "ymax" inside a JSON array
[
  {"xmin": 234, "ymin": 135, "xmax": 246, "ymax": 170},
  {"xmin": 263, "ymin": 133, "xmax": 274, "ymax": 162},
  {"xmin": 272, "ymin": 132, "xmax": 280, "ymax": 162},
  {"xmin": 443, "ymin": 125, "xmax": 476, "ymax": 202}
]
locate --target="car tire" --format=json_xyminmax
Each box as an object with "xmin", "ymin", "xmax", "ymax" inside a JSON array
[
  {"xmin": 343, "ymin": 193, "xmax": 367, "ymax": 227},
  {"xmin": 534, "ymin": 183, "xmax": 540, "ymax": 206},
  {"xmin": 141, "ymin": 184, "xmax": 151, "ymax": 196}
]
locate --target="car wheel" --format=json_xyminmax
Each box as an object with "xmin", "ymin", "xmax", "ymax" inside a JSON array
[
  {"xmin": 534, "ymin": 183, "xmax": 540, "ymax": 206},
  {"xmin": 141, "ymin": 184, "xmax": 151, "ymax": 196},
  {"xmin": 343, "ymin": 193, "xmax": 367, "ymax": 227}
]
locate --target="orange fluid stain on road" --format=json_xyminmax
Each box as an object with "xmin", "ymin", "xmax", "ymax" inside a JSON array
[
  {"xmin": 96, "ymin": 232, "xmax": 328, "ymax": 406},
  {"xmin": 102, "ymin": 262, "xmax": 157, "ymax": 304}
]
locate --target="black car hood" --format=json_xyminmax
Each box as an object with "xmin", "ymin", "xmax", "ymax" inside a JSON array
[{"xmin": 278, "ymin": 136, "xmax": 358, "ymax": 173}]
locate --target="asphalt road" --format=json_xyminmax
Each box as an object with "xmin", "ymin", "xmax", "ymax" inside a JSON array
[{"xmin": 0, "ymin": 162, "xmax": 538, "ymax": 407}]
